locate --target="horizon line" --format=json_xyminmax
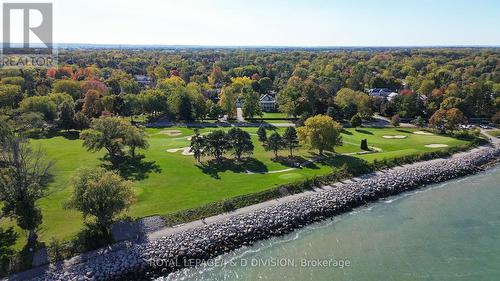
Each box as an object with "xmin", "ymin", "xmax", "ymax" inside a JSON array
[{"xmin": 3, "ymin": 43, "xmax": 500, "ymax": 49}]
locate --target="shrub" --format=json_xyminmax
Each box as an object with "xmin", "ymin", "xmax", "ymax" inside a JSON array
[{"xmin": 360, "ymin": 139, "xmax": 369, "ymax": 150}]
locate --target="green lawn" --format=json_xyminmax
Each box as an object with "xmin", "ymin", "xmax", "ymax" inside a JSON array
[
  {"xmin": 259, "ymin": 112, "xmax": 290, "ymax": 119},
  {"xmin": 0, "ymin": 127, "xmax": 468, "ymax": 248}
]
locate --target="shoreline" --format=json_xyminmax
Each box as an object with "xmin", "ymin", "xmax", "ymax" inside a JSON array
[{"xmin": 9, "ymin": 144, "xmax": 500, "ymax": 281}]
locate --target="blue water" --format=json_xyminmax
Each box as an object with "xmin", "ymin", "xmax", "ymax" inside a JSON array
[{"xmin": 164, "ymin": 166, "xmax": 500, "ymax": 281}]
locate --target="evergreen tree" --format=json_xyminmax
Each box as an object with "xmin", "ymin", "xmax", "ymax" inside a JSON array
[
  {"xmin": 257, "ymin": 126, "xmax": 267, "ymax": 142},
  {"xmin": 282, "ymin": 127, "xmax": 299, "ymax": 157}
]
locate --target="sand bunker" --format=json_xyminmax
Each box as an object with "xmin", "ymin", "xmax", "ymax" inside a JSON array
[
  {"xmin": 414, "ymin": 131, "xmax": 434, "ymax": 136},
  {"xmin": 425, "ymin": 144, "xmax": 449, "ymax": 148},
  {"xmin": 159, "ymin": 130, "xmax": 183, "ymax": 136},
  {"xmin": 166, "ymin": 147, "xmax": 195, "ymax": 155},
  {"xmin": 382, "ymin": 135, "xmax": 407, "ymax": 139}
]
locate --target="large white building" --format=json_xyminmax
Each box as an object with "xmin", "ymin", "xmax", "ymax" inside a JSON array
[{"xmin": 260, "ymin": 93, "xmax": 277, "ymax": 112}]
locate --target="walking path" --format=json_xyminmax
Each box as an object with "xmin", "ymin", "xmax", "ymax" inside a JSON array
[
  {"xmin": 8, "ymin": 142, "xmax": 498, "ymax": 281},
  {"xmin": 147, "ymin": 143, "xmax": 496, "ymax": 241},
  {"xmin": 236, "ymin": 107, "xmax": 245, "ymax": 122}
]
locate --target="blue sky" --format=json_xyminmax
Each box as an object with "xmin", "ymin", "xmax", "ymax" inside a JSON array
[{"xmin": 50, "ymin": 0, "xmax": 500, "ymax": 46}]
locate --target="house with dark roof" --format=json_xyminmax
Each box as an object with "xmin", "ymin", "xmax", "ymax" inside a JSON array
[
  {"xmin": 134, "ymin": 75, "xmax": 154, "ymax": 88},
  {"xmin": 260, "ymin": 93, "xmax": 277, "ymax": 112}
]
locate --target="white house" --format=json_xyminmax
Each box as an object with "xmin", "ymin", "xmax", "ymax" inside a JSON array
[{"xmin": 260, "ymin": 94, "xmax": 277, "ymax": 112}]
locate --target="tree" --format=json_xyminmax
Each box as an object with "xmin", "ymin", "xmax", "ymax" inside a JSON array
[
  {"xmin": 124, "ymin": 125, "xmax": 149, "ymax": 158},
  {"xmin": 397, "ymin": 94, "xmax": 424, "ymax": 118},
  {"xmin": 297, "ymin": 115, "xmax": 343, "ymax": 155},
  {"xmin": 66, "ymin": 167, "xmax": 134, "ymax": 232},
  {"xmin": 0, "ymin": 130, "xmax": 53, "ymax": 245},
  {"xmin": 445, "ymin": 108, "xmax": 466, "ymax": 132},
  {"xmin": 218, "ymin": 86, "xmax": 237, "ymax": 118},
  {"xmin": 52, "ymin": 80, "xmax": 82, "ymax": 100},
  {"xmin": 418, "ymin": 80, "xmax": 436, "ymax": 96},
  {"xmin": 265, "ymin": 132, "xmax": 284, "ymax": 158},
  {"xmin": 169, "ymin": 90, "xmax": 193, "ymax": 121},
  {"xmin": 412, "ymin": 116, "xmax": 425, "ymax": 127},
  {"xmin": 208, "ymin": 65, "xmax": 224, "ymax": 86},
  {"xmin": 82, "ymin": 79, "xmax": 108, "ymax": 95},
  {"xmin": 350, "ymin": 114, "xmax": 362, "ymax": 129},
  {"xmin": 429, "ymin": 109, "xmax": 447, "ymax": 133},
  {"xmin": 257, "ymin": 77, "xmax": 273, "ymax": 94},
  {"xmin": 0, "ymin": 84, "xmax": 22, "ymax": 108},
  {"xmin": 80, "ymin": 117, "xmax": 147, "ymax": 164},
  {"xmin": 391, "ymin": 114, "xmax": 401, "ymax": 127},
  {"xmin": 242, "ymin": 88, "xmax": 262, "ymax": 118},
  {"xmin": 342, "ymin": 103, "xmax": 358, "ymax": 119},
  {"xmin": 190, "ymin": 130, "xmax": 204, "ymax": 163},
  {"xmin": 139, "ymin": 89, "xmax": 168, "ymax": 116},
  {"xmin": 82, "ymin": 90, "xmax": 103, "ymax": 118},
  {"xmin": 326, "ymin": 105, "xmax": 343, "ymax": 121},
  {"xmin": 203, "ymin": 130, "xmax": 231, "ymax": 161},
  {"xmin": 58, "ymin": 101, "xmax": 75, "ymax": 130},
  {"xmin": 19, "ymin": 96, "xmax": 57, "ymax": 121},
  {"xmin": 48, "ymin": 92, "xmax": 74, "ymax": 108},
  {"xmin": 228, "ymin": 128, "xmax": 254, "ymax": 160},
  {"xmin": 73, "ymin": 111, "xmax": 90, "ymax": 130},
  {"xmin": 429, "ymin": 108, "xmax": 466, "ymax": 133},
  {"xmin": 282, "ymin": 127, "xmax": 299, "ymax": 157},
  {"xmin": 492, "ymin": 112, "xmax": 500, "ymax": 126},
  {"xmin": 257, "ymin": 126, "xmax": 267, "ymax": 142},
  {"xmin": 334, "ymin": 88, "xmax": 373, "ymax": 118},
  {"xmin": 360, "ymin": 139, "xmax": 369, "ymax": 150},
  {"xmin": 278, "ymin": 77, "xmax": 306, "ymax": 117},
  {"xmin": 0, "ymin": 226, "xmax": 18, "ymax": 275}
]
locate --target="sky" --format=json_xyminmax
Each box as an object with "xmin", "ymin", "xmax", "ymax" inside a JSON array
[{"xmin": 5, "ymin": 0, "xmax": 500, "ymax": 46}]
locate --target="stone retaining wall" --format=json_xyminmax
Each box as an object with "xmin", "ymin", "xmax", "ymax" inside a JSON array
[{"xmin": 29, "ymin": 146, "xmax": 500, "ymax": 281}]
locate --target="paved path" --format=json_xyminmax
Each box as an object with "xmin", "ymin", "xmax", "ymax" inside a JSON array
[
  {"xmin": 236, "ymin": 107, "xmax": 245, "ymax": 122},
  {"xmin": 482, "ymin": 129, "xmax": 500, "ymax": 145},
  {"xmin": 147, "ymin": 144, "xmax": 496, "ymax": 241},
  {"xmin": 9, "ymin": 143, "xmax": 498, "ymax": 280}
]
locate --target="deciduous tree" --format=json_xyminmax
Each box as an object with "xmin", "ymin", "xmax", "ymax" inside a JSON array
[
  {"xmin": 203, "ymin": 130, "xmax": 231, "ymax": 161},
  {"xmin": 297, "ymin": 115, "xmax": 343, "ymax": 155},
  {"xmin": 0, "ymin": 129, "xmax": 53, "ymax": 245},
  {"xmin": 66, "ymin": 167, "xmax": 134, "ymax": 232},
  {"xmin": 228, "ymin": 128, "xmax": 254, "ymax": 160}
]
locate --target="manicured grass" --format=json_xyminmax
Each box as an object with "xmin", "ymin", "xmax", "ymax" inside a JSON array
[
  {"xmin": 259, "ymin": 112, "xmax": 290, "ymax": 119},
  {"xmin": 1, "ymin": 126, "xmax": 468, "ymax": 248}
]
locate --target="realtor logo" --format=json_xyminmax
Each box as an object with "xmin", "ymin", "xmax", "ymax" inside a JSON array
[{"xmin": 1, "ymin": 2, "xmax": 57, "ymax": 68}]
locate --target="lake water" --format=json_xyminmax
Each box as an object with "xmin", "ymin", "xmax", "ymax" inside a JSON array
[{"xmin": 163, "ymin": 165, "xmax": 500, "ymax": 281}]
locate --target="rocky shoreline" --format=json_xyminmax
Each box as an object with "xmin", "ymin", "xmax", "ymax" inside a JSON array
[{"xmin": 23, "ymin": 145, "xmax": 500, "ymax": 281}]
